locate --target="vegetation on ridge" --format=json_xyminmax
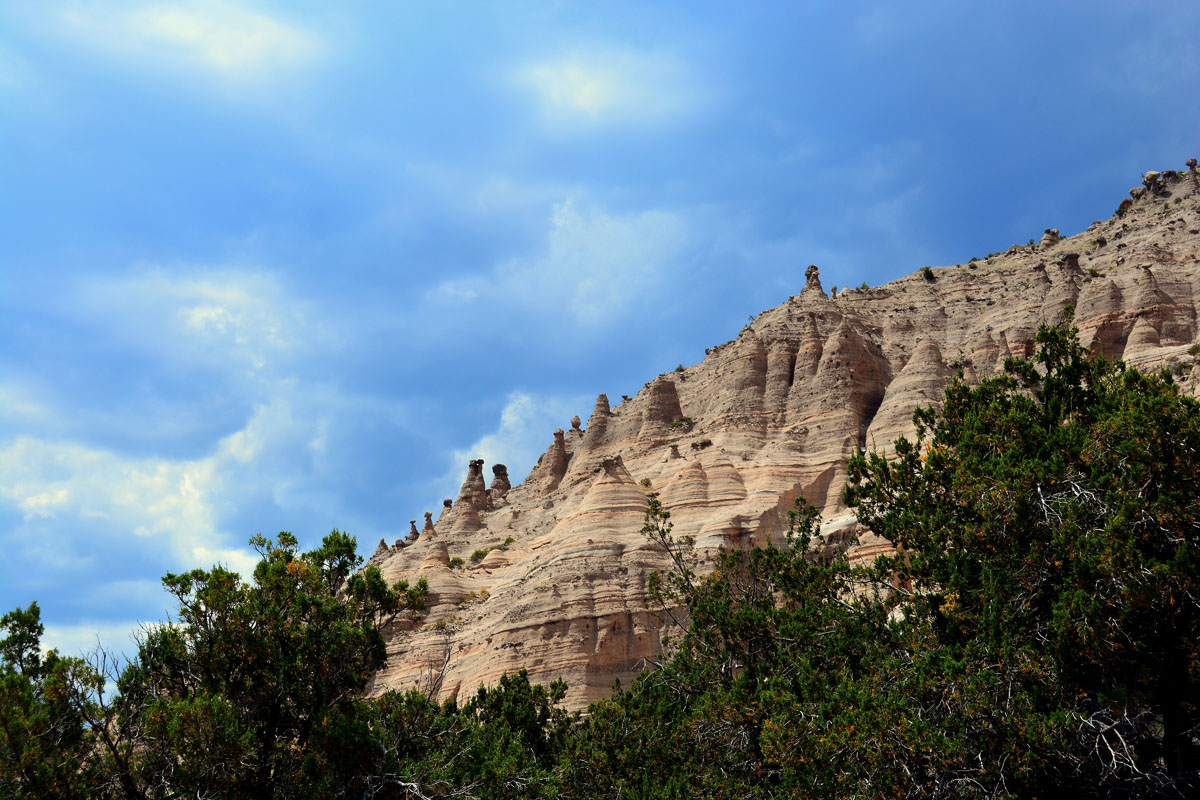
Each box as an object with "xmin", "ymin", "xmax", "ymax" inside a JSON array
[{"xmin": 3, "ymin": 318, "xmax": 1199, "ymax": 798}]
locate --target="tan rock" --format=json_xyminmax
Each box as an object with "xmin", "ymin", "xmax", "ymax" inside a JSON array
[
  {"xmin": 528, "ymin": 430, "xmax": 569, "ymax": 491},
  {"xmin": 369, "ymin": 164, "xmax": 1200, "ymax": 710},
  {"xmin": 488, "ymin": 464, "xmax": 511, "ymax": 509}
]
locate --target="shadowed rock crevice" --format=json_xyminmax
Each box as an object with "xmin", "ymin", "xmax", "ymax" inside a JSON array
[{"xmin": 866, "ymin": 337, "xmax": 953, "ymax": 450}]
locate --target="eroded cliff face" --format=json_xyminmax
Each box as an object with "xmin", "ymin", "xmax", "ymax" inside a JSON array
[{"xmin": 369, "ymin": 163, "xmax": 1200, "ymax": 710}]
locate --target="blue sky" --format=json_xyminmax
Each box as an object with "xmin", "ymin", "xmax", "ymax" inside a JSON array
[{"xmin": 2, "ymin": 0, "xmax": 1197, "ymax": 657}]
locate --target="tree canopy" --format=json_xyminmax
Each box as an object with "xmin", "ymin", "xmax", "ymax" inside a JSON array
[
  {"xmin": 3, "ymin": 319, "xmax": 1198, "ymax": 798},
  {"xmin": 565, "ymin": 317, "xmax": 1200, "ymax": 798}
]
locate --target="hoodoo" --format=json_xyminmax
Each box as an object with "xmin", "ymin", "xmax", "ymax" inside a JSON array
[{"xmin": 369, "ymin": 163, "xmax": 1200, "ymax": 710}]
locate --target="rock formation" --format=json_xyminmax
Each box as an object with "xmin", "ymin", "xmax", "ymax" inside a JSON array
[
  {"xmin": 367, "ymin": 162, "xmax": 1200, "ymax": 711},
  {"xmin": 488, "ymin": 464, "xmax": 511, "ymax": 509},
  {"xmin": 527, "ymin": 429, "xmax": 569, "ymax": 492}
]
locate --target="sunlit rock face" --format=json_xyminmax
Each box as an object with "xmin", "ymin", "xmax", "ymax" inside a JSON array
[{"xmin": 369, "ymin": 165, "xmax": 1200, "ymax": 710}]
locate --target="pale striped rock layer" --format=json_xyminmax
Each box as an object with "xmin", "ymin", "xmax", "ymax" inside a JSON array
[{"xmin": 369, "ymin": 164, "xmax": 1200, "ymax": 710}]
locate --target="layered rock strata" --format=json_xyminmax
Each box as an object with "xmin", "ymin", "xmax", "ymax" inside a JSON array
[{"xmin": 369, "ymin": 164, "xmax": 1200, "ymax": 710}]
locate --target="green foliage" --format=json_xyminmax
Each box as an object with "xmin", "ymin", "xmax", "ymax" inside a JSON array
[
  {"xmin": 0, "ymin": 603, "xmax": 104, "ymax": 799},
  {"xmin": 5, "ymin": 321, "xmax": 1199, "ymax": 798},
  {"xmin": 920, "ymin": 265, "xmax": 935, "ymax": 281},
  {"xmin": 560, "ymin": 498, "xmax": 907, "ymax": 798},
  {"xmin": 563, "ymin": 319, "xmax": 1200, "ymax": 798},
  {"xmin": 102, "ymin": 531, "xmax": 429, "ymax": 798},
  {"xmin": 846, "ymin": 317, "xmax": 1200, "ymax": 795},
  {"xmin": 358, "ymin": 671, "xmax": 573, "ymax": 799},
  {"xmin": 0, "ymin": 531, "xmax": 428, "ymax": 800},
  {"xmin": 470, "ymin": 538, "xmax": 516, "ymax": 566}
]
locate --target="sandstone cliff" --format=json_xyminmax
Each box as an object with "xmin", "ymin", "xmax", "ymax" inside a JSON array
[{"xmin": 369, "ymin": 163, "xmax": 1200, "ymax": 710}]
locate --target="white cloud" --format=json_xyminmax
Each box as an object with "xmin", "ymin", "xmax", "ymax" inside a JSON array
[
  {"xmin": 130, "ymin": 5, "xmax": 317, "ymax": 72},
  {"xmin": 56, "ymin": 0, "xmax": 320, "ymax": 83},
  {"xmin": 4, "ymin": 265, "xmax": 402, "ymax": 582},
  {"xmin": 516, "ymin": 47, "xmax": 704, "ymax": 127},
  {"xmin": 17, "ymin": 488, "xmax": 70, "ymax": 519},
  {"xmin": 0, "ymin": 373, "xmax": 404, "ymax": 582},
  {"xmin": 0, "ymin": 435, "xmax": 246, "ymax": 571},
  {"xmin": 74, "ymin": 268, "xmax": 318, "ymax": 377},
  {"xmin": 438, "ymin": 391, "xmax": 588, "ymax": 502},
  {"xmin": 0, "ymin": 391, "xmax": 328, "ymax": 579},
  {"xmin": 428, "ymin": 199, "xmax": 691, "ymax": 326},
  {"xmin": 41, "ymin": 619, "xmax": 145, "ymax": 659},
  {"xmin": 433, "ymin": 280, "xmax": 480, "ymax": 303}
]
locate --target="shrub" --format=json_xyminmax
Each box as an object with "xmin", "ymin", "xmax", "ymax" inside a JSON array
[
  {"xmin": 845, "ymin": 317, "xmax": 1200, "ymax": 796},
  {"xmin": 460, "ymin": 588, "xmax": 490, "ymax": 605},
  {"xmin": 920, "ymin": 266, "xmax": 935, "ymax": 281},
  {"xmin": 5, "ymin": 531, "xmax": 431, "ymax": 799}
]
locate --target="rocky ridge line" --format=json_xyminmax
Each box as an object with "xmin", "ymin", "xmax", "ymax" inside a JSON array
[{"xmin": 369, "ymin": 162, "xmax": 1200, "ymax": 710}]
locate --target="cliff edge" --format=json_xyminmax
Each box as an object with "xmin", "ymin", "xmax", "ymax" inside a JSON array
[{"xmin": 369, "ymin": 162, "xmax": 1200, "ymax": 710}]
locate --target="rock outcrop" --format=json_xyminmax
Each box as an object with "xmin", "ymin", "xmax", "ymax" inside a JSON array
[
  {"xmin": 368, "ymin": 163, "xmax": 1200, "ymax": 710},
  {"xmin": 488, "ymin": 464, "xmax": 511, "ymax": 509}
]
